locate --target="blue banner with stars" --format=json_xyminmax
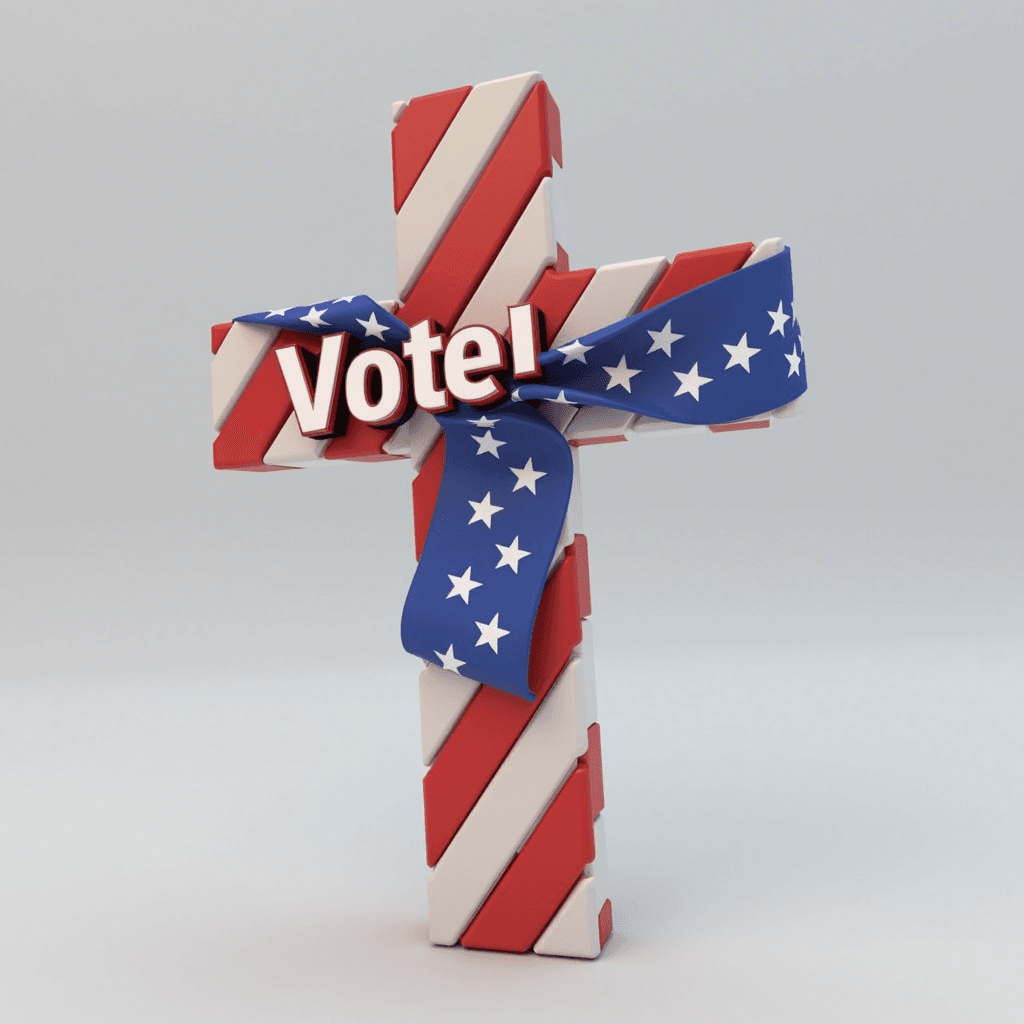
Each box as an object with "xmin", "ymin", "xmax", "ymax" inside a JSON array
[
  {"xmin": 513, "ymin": 248, "xmax": 804, "ymax": 420},
  {"xmin": 402, "ymin": 248, "xmax": 805, "ymax": 700},
  {"xmin": 234, "ymin": 294, "xmax": 409, "ymax": 352},
  {"xmin": 401, "ymin": 407, "xmax": 575, "ymax": 702}
]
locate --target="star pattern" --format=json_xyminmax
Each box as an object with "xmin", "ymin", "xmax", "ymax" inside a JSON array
[
  {"xmin": 784, "ymin": 345, "xmax": 802, "ymax": 377},
  {"xmin": 528, "ymin": 272, "xmax": 803, "ymax": 429},
  {"xmin": 475, "ymin": 613, "xmax": 510, "ymax": 654},
  {"xmin": 446, "ymin": 566, "xmax": 482, "ymax": 604},
  {"xmin": 468, "ymin": 491, "xmax": 503, "ymax": 527},
  {"xmin": 673, "ymin": 363, "xmax": 713, "ymax": 400},
  {"xmin": 722, "ymin": 333, "xmax": 761, "ymax": 372},
  {"xmin": 495, "ymin": 536, "xmax": 531, "ymax": 573},
  {"xmin": 647, "ymin": 320, "xmax": 683, "ymax": 357},
  {"xmin": 472, "ymin": 430, "xmax": 506, "ymax": 458},
  {"xmin": 510, "ymin": 458, "xmax": 546, "ymax": 494},
  {"xmin": 526, "ymin": 251, "xmax": 802, "ymax": 428},
  {"xmin": 767, "ymin": 301, "xmax": 790, "ymax": 336},
  {"xmin": 300, "ymin": 306, "xmax": 330, "ymax": 329},
  {"xmin": 356, "ymin": 311, "xmax": 390, "ymax": 339},
  {"xmin": 559, "ymin": 340, "xmax": 593, "ymax": 364},
  {"xmin": 604, "ymin": 355, "xmax": 642, "ymax": 392},
  {"xmin": 434, "ymin": 644, "xmax": 466, "ymax": 674},
  {"xmin": 235, "ymin": 295, "xmax": 409, "ymax": 342}
]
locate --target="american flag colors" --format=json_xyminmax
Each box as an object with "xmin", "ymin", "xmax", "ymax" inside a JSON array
[{"xmin": 211, "ymin": 71, "xmax": 805, "ymax": 958}]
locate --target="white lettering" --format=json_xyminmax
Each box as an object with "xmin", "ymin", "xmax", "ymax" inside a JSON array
[
  {"xmin": 508, "ymin": 303, "xmax": 541, "ymax": 379},
  {"xmin": 344, "ymin": 348, "xmax": 408, "ymax": 425},
  {"xmin": 277, "ymin": 305, "xmax": 547, "ymax": 428},
  {"xmin": 275, "ymin": 334, "xmax": 346, "ymax": 436},
  {"xmin": 444, "ymin": 325, "xmax": 506, "ymax": 405},
  {"xmin": 402, "ymin": 321, "xmax": 450, "ymax": 413}
]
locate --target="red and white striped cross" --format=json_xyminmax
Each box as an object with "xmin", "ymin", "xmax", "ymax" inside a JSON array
[{"xmin": 211, "ymin": 71, "xmax": 793, "ymax": 959}]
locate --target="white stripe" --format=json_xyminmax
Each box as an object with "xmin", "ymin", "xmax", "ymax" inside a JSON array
[
  {"xmin": 453, "ymin": 176, "xmax": 557, "ymax": 334},
  {"xmin": 427, "ymin": 656, "xmax": 589, "ymax": 945},
  {"xmin": 551, "ymin": 257, "xmax": 667, "ymax": 347},
  {"xmin": 534, "ymin": 814, "xmax": 609, "ymax": 959},
  {"xmin": 563, "ymin": 404, "xmax": 636, "ymax": 442},
  {"xmin": 578, "ymin": 620, "xmax": 598, "ymax": 729},
  {"xmin": 562, "ymin": 445, "xmax": 585, "ymax": 555},
  {"xmin": 743, "ymin": 236, "xmax": 784, "ymax": 267},
  {"xmin": 537, "ymin": 400, "xmax": 577, "ymax": 434},
  {"xmin": 771, "ymin": 396, "xmax": 802, "ymax": 419},
  {"xmin": 419, "ymin": 665, "xmax": 479, "ymax": 766},
  {"xmin": 396, "ymin": 72, "xmax": 542, "ymax": 300},
  {"xmin": 385, "ymin": 408, "xmax": 442, "ymax": 470},
  {"xmin": 631, "ymin": 415, "xmax": 701, "ymax": 434},
  {"xmin": 262, "ymin": 412, "xmax": 329, "ymax": 467},
  {"xmin": 211, "ymin": 322, "xmax": 278, "ymax": 430}
]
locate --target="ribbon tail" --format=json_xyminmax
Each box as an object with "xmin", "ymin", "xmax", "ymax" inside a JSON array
[{"xmin": 400, "ymin": 404, "xmax": 574, "ymax": 700}]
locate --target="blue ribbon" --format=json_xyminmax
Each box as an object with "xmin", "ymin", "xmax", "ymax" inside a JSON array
[
  {"xmin": 401, "ymin": 404, "xmax": 576, "ymax": 700},
  {"xmin": 234, "ymin": 294, "xmax": 409, "ymax": 350},
  {"xmin": 402, "ymin": 248, "xmax": 804, "ymax": 699},
  {"xmin": 236, "ymin": 250, "xmax": 805, "ymax": 701}
]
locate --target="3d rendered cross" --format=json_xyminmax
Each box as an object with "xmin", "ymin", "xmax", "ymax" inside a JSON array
[{"xmin": 210, "ymin": 72, "xmax": 805, "ymax": 959}]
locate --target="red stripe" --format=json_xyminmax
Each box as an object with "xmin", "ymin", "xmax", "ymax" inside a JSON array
[
  {"xmin": 580, "ymin": 723, "xmax": 604, "ymax": 817},
  {"xmin": 708, "ymin": 419, "xmax": 771, "ymax": 433},
  {"xmin": 392, "ymin": 85, "xmax": 472, "ymax": 214},
  {"xmin": 397, "ymin": 82, "xmax": 558, "ymax": 335},
  {"xmin": 423, "ymin": 540, "xmax": 585, "ymax": 867},
  {"xmin": 411, "ymin": 435, "xmax": 446, "ymax": 560},
  {"xmin": 571, "ymin": 533, "xmax": 592, "ymax": 620},
  {"xmin": 569, "ymin": 434, "xmax": 627, "ymax": 448},
  {"xmin": 598, "ymin": 899, "xmax": 613, "ymax": 949},
  {"xmin": 524, "ymin": 265, "xmax": 595, "ymax": 347},
  {"xmin": 459, "ymin": 764, "xmax": 596, "ymax": 952},
  {"xmin": 460, "ymin": 722, "xmax": 604, "ymax": 951},
  {"xmin": 543, "ymin": 86, "xmax": 563, "ymax": 169},
  {"xmin": 212, "ymin": 330, "xmax": 314, "ymax": 471},
  {"xmin": 641, "ymin": 241, "xmax": 754, "ymax": 311},
  {"xmin": 211, "ymin": 322, "xmax": 232, "ymax": 355}
]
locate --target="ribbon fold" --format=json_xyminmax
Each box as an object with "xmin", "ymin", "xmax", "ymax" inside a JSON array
[{"xmin": 402, "ymin": 248, "xmax": 805, "ymax": 698}]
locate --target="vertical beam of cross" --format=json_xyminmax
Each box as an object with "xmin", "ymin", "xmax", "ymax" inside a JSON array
[
  {"xmin": 387, "ymin": 73, "xmax": 609, "ymax": 956},
  {"xmin": 391, "ymin": 73, "xmax": 785, "ymax": 957}
]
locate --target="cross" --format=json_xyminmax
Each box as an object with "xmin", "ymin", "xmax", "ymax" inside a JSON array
[{"xmin": 210, "ymin": 71, "xmax": 803, "ymax": 960}]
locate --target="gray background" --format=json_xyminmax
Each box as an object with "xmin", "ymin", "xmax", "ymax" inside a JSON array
[{"xmin": 2, "ymin": 1, "xmax": 1021, "ymax": 1021}]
